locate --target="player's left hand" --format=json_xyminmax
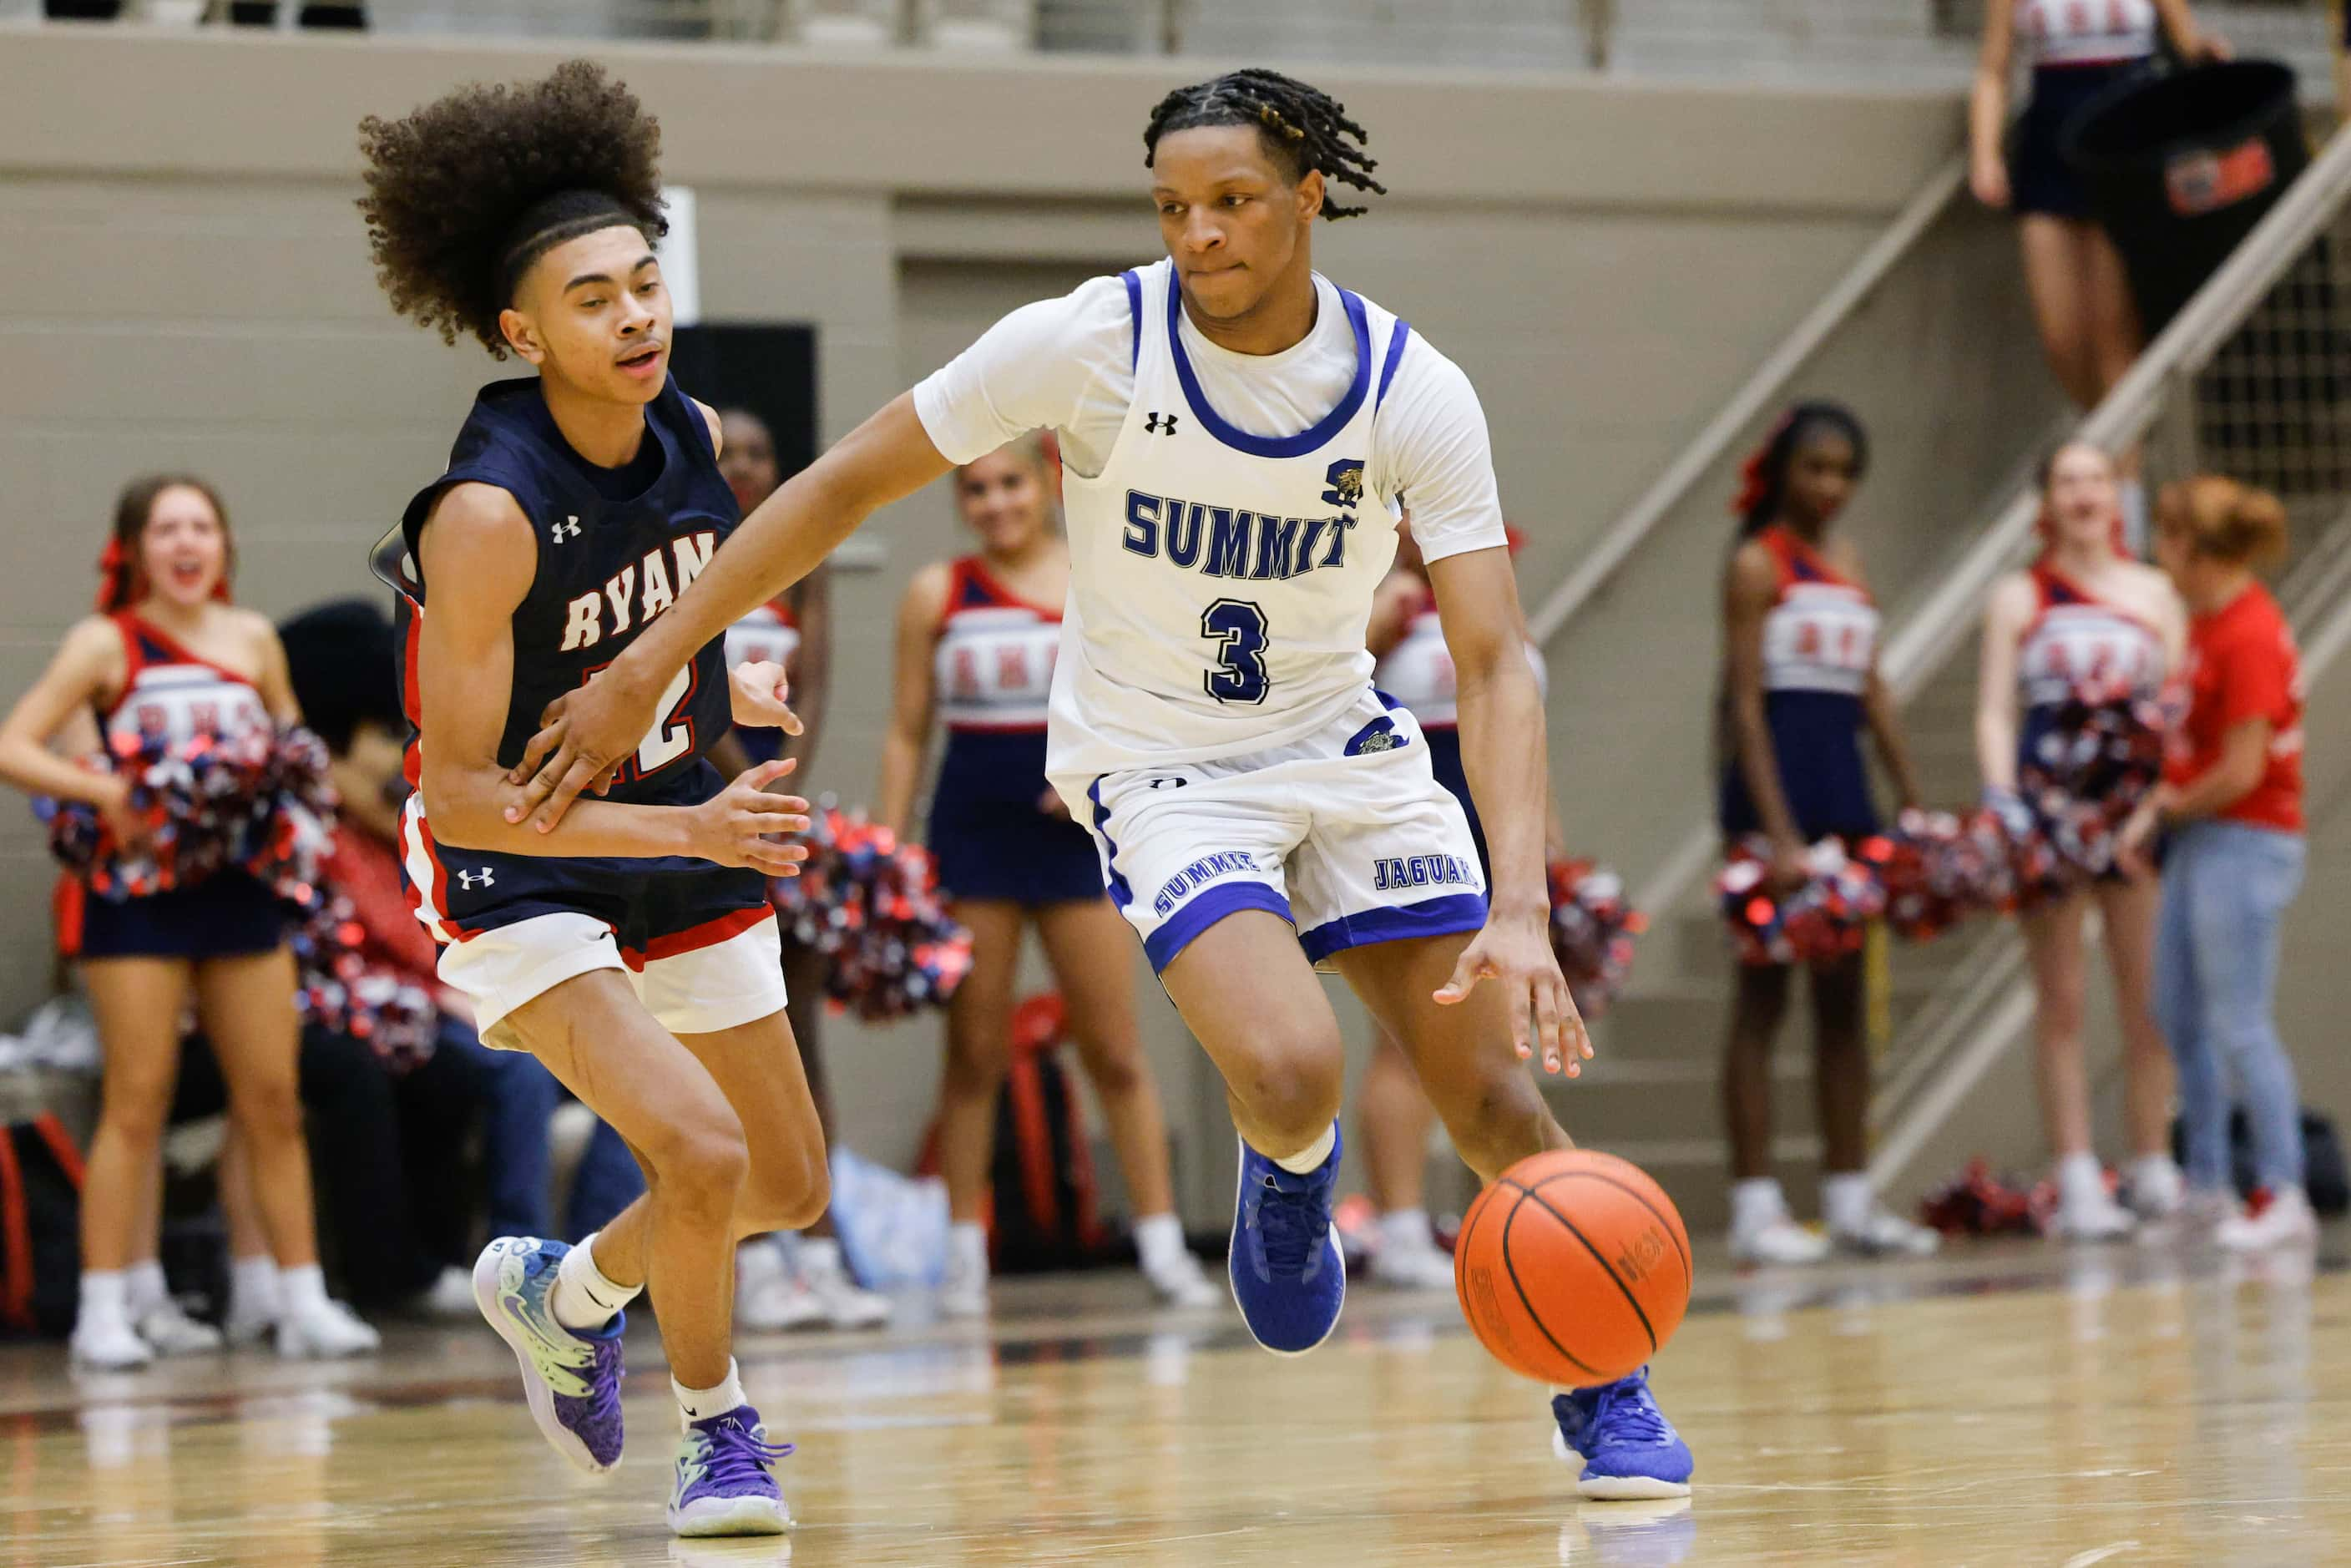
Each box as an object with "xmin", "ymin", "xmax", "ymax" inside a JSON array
[
  {"xmin": 728, "ymin": 660, "xmax": 807, "ymax": 735},
  {"xmin": 504, "ymin": 659, "xmax": 664, "ymax": 832},
  {"xmin": 1433, "ymin": 910, "xmax": 1592, "ymax": 1078}
]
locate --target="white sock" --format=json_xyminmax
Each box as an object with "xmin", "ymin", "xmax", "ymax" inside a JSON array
[
  {"xmin": 1134, "ymin": 1212, "xmax": 1188, "ymax": 1274},
  {"xmin": 948, "ymin": 1222, "xmax": 989, "ymax": 1279},
  {"xmin": 1821, "ymin": 1173, "xmax": 1875, "ymax": 1234},
  {"xmin": 1378, "ymin": 1207, "xmax": 1434, "ymax": 1252},
  {"xmin": 78, "ymin": 1270, "xmax": 130, "ymax": 1329},
  {"xmin": 674, "ymin": 1358, "xmax": 746, "ymax": 1428},
  {"xmin": 1269, "ymin": 1125, "xmax": 1336, "ymax": 1176},
  {"xmin": 230, "ymin": 1256, "xmax": 280, "ymax": 1322},
  {"xmin": 800, "ymin": 1237, "xmax": 845, "ymax": 1280},
  {"xmin": 125, "ymin": 1260, "xmax": 169, "ymax": 1317},
  {"xmin": 2056, "ymin": 1151, "xmax": 2106, "ymax": 1208},
  {"xmin": 552, "ymin": 1233, "xmax": 640, "ymax": 1332},
  {"xmin": 1729, "ymin": 1177, "xmax": 1787, "ymax": 1236},
  {"xmin": 279, "ymin": 1263, "xmax": 331, "ymax": 1320}
]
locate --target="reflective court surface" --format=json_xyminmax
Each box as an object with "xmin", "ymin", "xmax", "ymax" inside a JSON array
[{"xmin": 5, "ymin": 1237, "xmax": 2347, "ymax": 1566}]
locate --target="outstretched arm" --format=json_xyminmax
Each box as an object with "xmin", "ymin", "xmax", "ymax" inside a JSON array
[
  {"xmin": 507, "ymin": 395, "xmax": 952, "ymax": 831},
  {"xmin": 1426, "ymin": 544, "xmax": 1587, "ymax": 1077}
]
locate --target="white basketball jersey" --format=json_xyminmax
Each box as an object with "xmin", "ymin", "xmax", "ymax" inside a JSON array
[
  {"xmin": 2017, "ymin": 569, "xmax": 2166, "ymax": 708},
  {"xmin": 1373, "ymin": 606, "xmax": 1549, "ymax": 729},
  {"xmin": 1049, "ymin": 260, "xmax": 1408, "ymax": 780},
  {"xmin": 2017, "ymin": 0, "xmax": 2156, "ymax": 67}
]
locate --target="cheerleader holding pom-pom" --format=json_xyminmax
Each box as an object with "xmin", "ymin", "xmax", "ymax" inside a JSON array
[
  {"xmin": 0, "ymin": 476, "xmax": 377, "ymax": 1369},
  {"xmin": 1715, "ymin": 404, "xmax": 1939, "ymax": 1266},
  {"xmin": 1974, "ymin": 443, "xmax": 2188, "ymax": 1238}
]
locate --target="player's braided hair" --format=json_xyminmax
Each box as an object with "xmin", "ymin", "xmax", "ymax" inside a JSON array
[
  {"xmin": 356, "ymin": 60, "xmax": 668, "ymax": 357},
  {"xmin": 1143, "ymin": 69, "xmax": 1387, "ymax": 220}
]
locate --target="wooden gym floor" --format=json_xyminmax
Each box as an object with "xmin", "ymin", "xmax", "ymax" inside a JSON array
[{"xmin": 3, "ymin": 1232, "xmax": 2347, "ymax": 1566}]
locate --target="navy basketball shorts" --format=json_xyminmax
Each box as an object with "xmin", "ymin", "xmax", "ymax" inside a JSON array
[
  {"xmin": 399, "ymin": 797, "xmax": 786, "ymax": 1045},
  {"xmin": 1057, "ymin": 688, "xmax": 1490, "ymax": 975}
]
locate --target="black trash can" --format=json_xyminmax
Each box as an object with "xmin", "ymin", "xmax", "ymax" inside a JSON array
[{"xmin": 2065, "ymin": 60, "xmax": 2308, "ymax": 336}]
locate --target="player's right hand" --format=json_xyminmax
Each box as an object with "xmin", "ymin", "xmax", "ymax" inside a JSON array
[
  {"xmin": 95, "ymin": 776, "xmax": 149, "ymax": 849},
  {"xmin": 686, "ymin": 757, "xmax": 811, "ymax": 876},
  {"xmin": 1969, "ymin": 157, "xmax": 2010, "ymax": 210},
  {"xmin": 1767, "ymin": 837, "xmax": 1812, "ymax": 895}
]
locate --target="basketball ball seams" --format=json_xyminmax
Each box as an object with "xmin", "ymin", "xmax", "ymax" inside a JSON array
[
  {"xmin": 1502, "ymin": 1177, "xmax": 1659, "ymax": 1355},
  {"xmin": 1499, "ymin": 1197, "xmax": 1605, "ymax": 1381},
  {"xmin": 1524, "ymin": 1169, "xmax": 1692, "ymax": 1290}
]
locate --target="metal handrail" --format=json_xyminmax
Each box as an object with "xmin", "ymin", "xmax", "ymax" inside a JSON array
[{"xmin": 1524, "ymin": 156, "xmax": 1967, "ymax": 646}]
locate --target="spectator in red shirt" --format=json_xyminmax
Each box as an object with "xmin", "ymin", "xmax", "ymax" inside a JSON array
[{"xmin": 2121, "ymin": 476, "xmax": 2310, "ymax": 1250}]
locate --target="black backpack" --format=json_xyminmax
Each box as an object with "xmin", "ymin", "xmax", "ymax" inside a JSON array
[
  {"xmin": 0, "ymin": 1115, "xmax": 83, "ymax": 1339},
  {"xmin": 2172, "ymin": 1107, "xmax": 2349, "ymax": 1216}
]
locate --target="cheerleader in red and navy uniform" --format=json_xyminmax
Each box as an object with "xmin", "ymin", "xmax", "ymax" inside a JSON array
[
  {"xmin": 1717, "ymin": 404, "xmax": 1939, "ymax": 1266},
  {"xmin": 878, "ymin": 435, "xmax": 1217, "ymax": 1316},
  {"xmin": 0, "ymin": 476, "xmax": 377, "ymax": 1369},
  {"xmin": 1352, "ymin": 519, "xmax": 1563, "ymax": 1289},
  {"xmin": 707, "ymin": 407, "xmax": 888, "ymax": 1333},
  {"xmin": 1977, "ymin": 443, "xmax": 2186, "ymax": 1235}
]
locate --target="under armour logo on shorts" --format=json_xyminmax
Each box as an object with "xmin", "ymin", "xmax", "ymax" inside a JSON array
[
  {"xmin": 1145, "ymin": 412, "xmax": 1179, "ymax": 435},
  {"xmin": 551, "ymin": 516, "xmax": 582, "ymax": 544},
  {"xmin": 458, "ymin": 868, "xmax": 495, "ymax": 891}
]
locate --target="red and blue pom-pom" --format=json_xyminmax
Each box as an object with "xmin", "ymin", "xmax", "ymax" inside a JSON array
[
  {"xmin": 766, "ymin": 802, "xmax": 973, "ymax": 1020},
  {"xmin": 284, "ymin": 889, "xmax": 438, "ymax": 1074},
  {"xmin": 1547, "ymin": 858, "xmax": 1645, "ymax": 1017},
  {"xmin": 1716, "ymin": 837, "xmax": 1888, "ymax": 966},
  {"xmin": 41, "ymin": 726, "xmax": 336, "ymax": 904}
]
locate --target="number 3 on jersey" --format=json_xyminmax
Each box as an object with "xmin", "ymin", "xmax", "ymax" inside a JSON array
[{"xmin": 1201, "ymin": 599, "xmax": 1270, "ymax": 705}]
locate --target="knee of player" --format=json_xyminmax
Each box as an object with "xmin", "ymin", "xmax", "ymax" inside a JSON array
[
  {"xmin": 228, "ymin": 1077, "xmax": 306, "ymax": 1143},
  {"xmin": 655, "ymin": 1109, "xmax": 751, "ymax": 1208},
  {"xmin": 742, "ymin": 1145, "xmax": 830, "ymax": 1235},
  {"xmin": 941, "ymin": 1035, "xmax": 1013, "ymax": 1100},
  {"xmin": 97, "ymin": 1083, "xmax": 175, "ymax": 1147},
  {"xmin": 1075, "ymin": 1037, "xmax": 1147, "ymax": 1101},
  {"xmin": 1438, "ymin": 1069, "xmax": 1546, "ymax": 1169}
]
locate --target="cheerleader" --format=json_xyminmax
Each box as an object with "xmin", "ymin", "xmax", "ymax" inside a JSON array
[
  {"xmin": 1970, "ymin": 0, "xmax": 2223, "ymax": 544},
  {"xmin": 0, "ymin": 476, "xmax": 377, "ymax": 1368},
  {"xmin": 1975, "ymin": 443, "xmax": 2186, "ymax": 1236},
  {"xmin": 877, "ymin": 434, "xmax": 1216, "ymax": 1315},
  {"xmin": 1717, "ymin": 405, "xmax": 1939, "ymax": 1265},
  {"xmin": 1354, "ymin": 521, "xmax": 1562, "ymax": 1289}
]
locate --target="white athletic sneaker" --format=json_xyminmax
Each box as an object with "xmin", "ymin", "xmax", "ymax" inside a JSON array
[
  {"xmin": 70, "ymin": 1317, "xmax": 154, "ymax": 1371},
  {"xmin": 1832, "ymin": 1207, "xmax": 1940, "ymax": 1258},
  {"xmin": 277, "ymin": 1298, "xmax": 381, "ymax": 1359},
  {"xmin": 937, "ymin": 1252, "xmax": 989, "ymax": 1319},
  {"xmin": 736, "ymin": 1242, "xmax": 826, "ymax": 1333},
  {"xmin": 222, "ymin": 1302, "xmax": 277, "ymax": 1348},
  {"xmin": 418, "ymin": 1266, "xmax": 478, "ymax": 1321},
  {"xmin": 2050, "ymin": 1191, "xmax": 2137, "ymax": 1242},
  {"xmin": 2126, "ymin": 1157, "xmax": 2186, "ymax": 1221},
  {"xmin": 1143, "ymin": 1246, "xmax": 1222, "ymax": 1308},
  {"xmin": 136, "ymin": 1300, "xmax": 225, "ymax": 1357},
  {"xmin": 2217, "ymin": 1187, "xmax": 2319, "ymax": 1252},
  {"xmin": 800, "ymin": 1241, "xmax": 892, "ymax": 1329},
  {"xmin": 1728, "ymin": 1216, "xmax": 1830, "ymax": 1267},
  {"xmin": 1366, "ymin": 1234, "xmax": 1459, "ymax": 1292}
]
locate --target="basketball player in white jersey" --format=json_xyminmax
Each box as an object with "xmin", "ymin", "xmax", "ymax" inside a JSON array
[{"xmin": 509, "ymin": 68, "xmax": 1691, "ymax": 1497}]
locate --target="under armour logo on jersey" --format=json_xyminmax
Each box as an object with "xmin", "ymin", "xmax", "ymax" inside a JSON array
[
  {"xmin": 1145, "ymin": 412, "xmax": 1179, "ymax": 436},
  {"xmin": 457, "ymin": 868, "xmax": 494, "ymax": 891},
  {"xmin": 551, "ymin": 516, "xmax": 582, "ymax": 544}
]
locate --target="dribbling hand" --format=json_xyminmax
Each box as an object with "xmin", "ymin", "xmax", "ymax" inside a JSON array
[
  {"xmin": 686, "ymin": 757, "xmax": 811, "ymax": 877},
  {"xmin": 1433, "ymin": 911, "xmax": 1593, "ymax": 1078}
]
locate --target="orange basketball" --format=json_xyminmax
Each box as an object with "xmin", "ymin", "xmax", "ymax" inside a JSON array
[{"xmin": 1454, "ymin": 1148, "xmax": 1691, "ymax": 1387}]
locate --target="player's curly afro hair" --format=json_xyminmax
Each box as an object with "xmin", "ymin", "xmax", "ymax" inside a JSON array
[{"xmin": 356, "ymin": 60, "xmax": 668, "ymax": 357}]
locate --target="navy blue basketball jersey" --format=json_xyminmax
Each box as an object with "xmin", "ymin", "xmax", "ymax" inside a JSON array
[{"xmin": 394, "ymin": 373, "xmax": 741, "ymax": 807}]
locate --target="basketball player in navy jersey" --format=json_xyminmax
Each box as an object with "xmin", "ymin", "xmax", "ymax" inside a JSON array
[
  {"xmin": 357, "ymin": 63, "xmax": 824, "ymax": 1536},
  {"xmin": 515, "ymin": 68, "xmax": 1691, "ymax": 1497}
]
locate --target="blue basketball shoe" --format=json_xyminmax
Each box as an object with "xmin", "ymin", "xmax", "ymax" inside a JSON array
[
  {"xmin": 1552, "ymin": 1368, "xmax": 1694, "ymax": 1499},
  {"xmin": 669, "ymin": 1405, "xmax": 794, "ymax": 1537},
  {"xmin": 1227, "ymin": 1124, "xmax": 1346, "ymax": 1356},
  {"xmin": 472, "ymin": 1237, "xmax": 626, "ymax": 1474}
]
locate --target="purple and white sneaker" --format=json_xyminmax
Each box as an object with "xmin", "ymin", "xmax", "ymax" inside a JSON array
[
  {"xmin": 472, "ymin": 1237, "xmax": 625, "ymax": 1474},
  {"xmin": 668, "ymin": 1405, "xmax": 794, "ymax": 1537}
]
